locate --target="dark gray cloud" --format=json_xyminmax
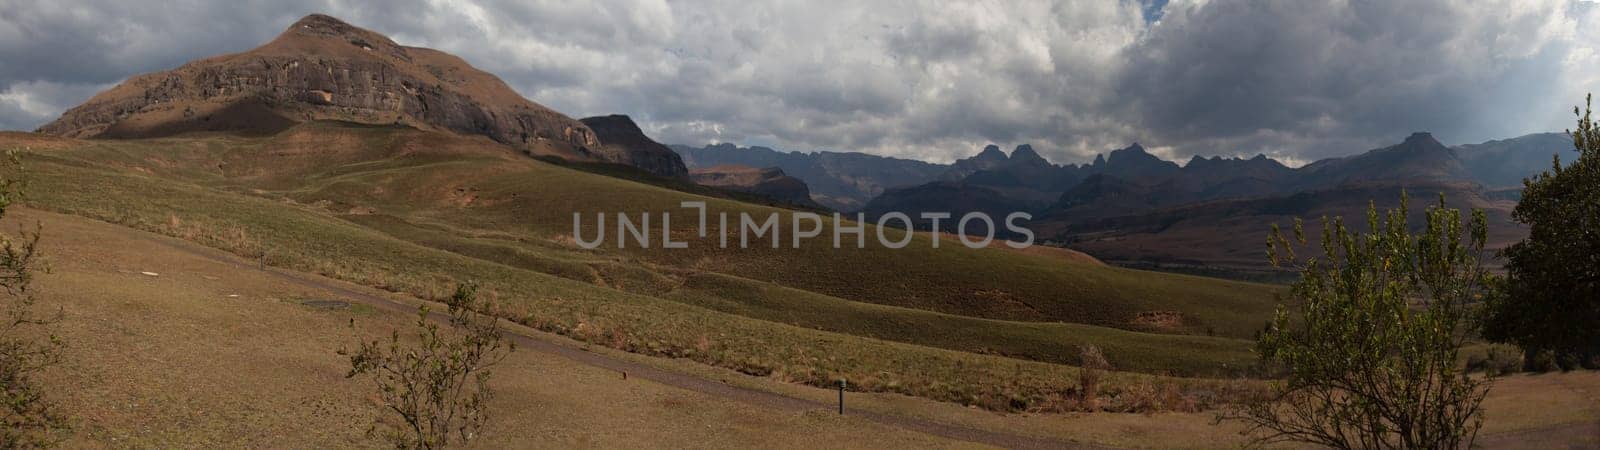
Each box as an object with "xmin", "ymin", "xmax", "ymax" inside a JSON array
[
  {"xmin": 1119, "ymin": 0, "xmax": 1598, "ymax": 162},
  {"xmin": 0, "ymin": 0, "xmax": 1594, "ymax": 165}
]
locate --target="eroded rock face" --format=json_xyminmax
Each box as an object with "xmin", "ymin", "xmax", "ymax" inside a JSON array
[
  {"xmin": 37, "ymin": 14, "xmax": 680, "ymax": 177},
  {"xmin": 579, "ymin": 115, "xmax": 689, "ymax": 179}
]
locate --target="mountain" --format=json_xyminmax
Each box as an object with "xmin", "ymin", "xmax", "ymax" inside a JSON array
[
  {"xmin": 950, "ymin": 144, "xmax": 1086, "ymax": 207},
  {"xmin": 852, "ymin": 132, "xmax": 1560, "ymax": 275},
  {"xmin": 672, "ymin": 143, "xmax": 947, "ymax": 210},
  {"xmin": 688, "ymin": 165, "xmax": 819, "ymax": 208},
  {"xmin": 36, "ymin": 14, "xmax": 685, "ymax": 178},
  {"xmin": 1454, "ymin": 132, "xmax": 1575, "ymax": 189},
  {"xmin": 1295, "ymin": 132, "xmax": 1468, "ymax": 189},
  {"xmin": 1036, "ymin": 132, "xmax": 1530, "ymax": 274},
  {"xmin": 579, "ymin": 115, "xmax": 688, "ymax": 179},
  {"xmin": 1039, "ymin": 181, "xmax": 1520, "ymax": 275},
  {"xmin": 940, "ymin": 144, "xmax": 1014, "ymax": 180},
  {"xmin": 1051, "ymin": 173, "xmax": 1165, "ymax": 220},
  {"xmin": 1097, "ymin": 143, "xmax": 1181, "ymax": 180},
  {"xmin": 859, "ymin": 181, "xmax": 1033, "ymax": 235},
  {"xmin": 1050, "ymin": 151, "xmax": 1295, "ymax": 222},
  {"xmin": 861, "ymin": 144, "xmax": 1086, "ymax": 230},
  {"xmin": 1179, "ymin": 154, "xmax": 1294, "ymax": 197}
]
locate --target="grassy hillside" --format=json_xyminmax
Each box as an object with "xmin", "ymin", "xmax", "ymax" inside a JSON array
[
  {"xmin": 21, "ymin": 208, "xmax": 973, "ymax": 448},
  {"xmin": 21, "ymin": 123, "xmax": 1280, "ymax": 337},
  {"xmin": 666, "ymin": 273, "xmax": 1256, "ymax": 375},
  {"xmin": 24, "ymin": 205, "xmax": 1599, "ymax": 448},
  {"xmin": 4, "ymin": 124, "xmax": 1280, "ymax": 410}
]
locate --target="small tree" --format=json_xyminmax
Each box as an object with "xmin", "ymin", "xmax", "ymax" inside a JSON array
[
  {"xmin": 0, "ymin": 149, "xmax": 66, "ymax": 449},
  {"xmin": 343, "ymin": 283, "xmax": 515, "ymax": 449},
  {"xmin": 1482, "ymin": 94, "xmax": 1600, "ymax": 369},
  {"xmin": 1228, "ymin": 194, "xmax": 1494, "ymax": 449}
]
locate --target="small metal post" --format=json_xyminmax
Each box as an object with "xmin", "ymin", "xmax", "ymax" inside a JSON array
[{"xmin": 837, "ymin": 379, "xmax": 846, "ymax": 415}]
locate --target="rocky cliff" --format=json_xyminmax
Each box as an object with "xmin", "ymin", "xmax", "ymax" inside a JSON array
[{"xmin": 579, "ymin": 115, "xmax": 688, "ymax": 179}]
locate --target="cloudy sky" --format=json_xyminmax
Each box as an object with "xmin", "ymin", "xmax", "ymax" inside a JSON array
[{"xmin": 1, "ymin": 0, "xmax": 1596, "ymax": 165}]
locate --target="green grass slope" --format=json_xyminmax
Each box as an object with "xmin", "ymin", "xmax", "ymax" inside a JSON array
[
  {"xmin": 24, "ymin": 123, "xmax": 1280, "ymax": 339},
  {"xmin": 9, "ymin": 132, "xmax": 1269, "ymax": 413},
  {"xmin": 6, "ymin": 124, "xmax": 1282, "ymax": 384}
]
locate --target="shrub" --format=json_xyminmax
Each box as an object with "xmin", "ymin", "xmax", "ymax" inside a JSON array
[
  {"xmin": 343, "ymin": 282, "xmax": 515, "ymax": 449},
  {"xmin": 1227, "ymin": 194, "xmax": 1494, "ymax": 449},
  {"xmin": 0, "ymin": 149, "xmax": 67, "ymax": 448},
  {"xmin": 1483, "ymin": 94, "xmax": 1600, "ymax": 369},
  {"xmin": 1076, "ymin": 344, "xmax": 1110, "ymax": 411}
]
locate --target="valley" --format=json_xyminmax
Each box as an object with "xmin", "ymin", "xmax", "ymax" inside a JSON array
[{"xmin": 5, "ymin": 10, "xmax": 1595, "ymax": 449}]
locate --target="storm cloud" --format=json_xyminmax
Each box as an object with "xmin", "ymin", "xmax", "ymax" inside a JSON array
[{"xmin": 1, "ymin": 0, "xmax": 1595, "ymax": 165}]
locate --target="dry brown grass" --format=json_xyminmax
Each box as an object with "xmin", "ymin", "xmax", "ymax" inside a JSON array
[
  {"xmin": 14, "ymin": 207, "xmax": 1600, "ymax": 448},
  {"xmin": 21, "ymin": 208, "xmax": 977, "ymax": 448}
]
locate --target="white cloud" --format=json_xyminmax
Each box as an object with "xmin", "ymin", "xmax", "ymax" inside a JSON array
[
  {"xmin": 0, "ymin": 80, "xmax": 113, "ymax": 131},
  {"xmin": 0, "ymin": 0, "xmax": 1594, "ymax": 165}
]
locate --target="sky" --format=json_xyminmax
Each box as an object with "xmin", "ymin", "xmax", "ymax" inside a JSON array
[{"xmin": 1, "ymin": 0, "xmax": 1596, "ymax": 166}]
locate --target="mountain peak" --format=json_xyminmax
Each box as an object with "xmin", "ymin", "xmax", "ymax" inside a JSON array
[
  {"xmin": 1108, "ymin": 143, "xmax": 1157, "ymax": 162},
  {"xmin": 288, "ymin": 13, "xmax": 357, "ymax": 34},
  {"xmin": 1297, "ymin": 132, "xmax": 1468, "ymax": 187},
  {"xmin": 1395, "ymin": 132, "xmax": 1452, "ymax": 155},
  {"xmin": 580, "ymin": 115, "xmax": 689, "ymax": 179},
  {"xmin": 975, "ymin": 144, "xmax": 1008, "ymax": 162},
  {"xmin": 580, "ymin": 114, "xmax": 643, "ymax": 134},
  {"xmin": 1103, "ymin": 143, "xmax": 1180, "ymax": 180},
  {"xmin": 35, "ymin": 14, "xmax": 709, "ymax": 178},
  {"xmin": 1010, "ymin": 144, "xmax": 1049, "ymax": 166}
]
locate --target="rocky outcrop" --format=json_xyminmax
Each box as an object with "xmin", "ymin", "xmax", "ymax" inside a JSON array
[
  {"xmin": 689, "ymin": 165, "xmax": 817, "ymax": 207},
  {"xmin": 578, "ymin": 115, "xmax": 688, "ymax": 179},
  {"xmin": 36, "ymin": 14, "xmax": 671, "ymax": 176}
]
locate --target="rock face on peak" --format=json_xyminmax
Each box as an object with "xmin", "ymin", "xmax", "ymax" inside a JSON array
[
  {"xmin": 578, "ymin": 115, "xmax": 688, "ymax": 178},
  {"xmin": 36, "ymin": 14, "xmax": 682, "ymax": 177}
]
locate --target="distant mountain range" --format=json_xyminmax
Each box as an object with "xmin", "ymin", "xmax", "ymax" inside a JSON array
[
  {"xmin": 1456, "ymin": 132, "xmax": 1576, "ymax": 189},
  {"xmin": 850, "ymin": 131, "xmax": 1574, "ymax": 273},
  {"xmin": 672, "ymin": 144, "xmax": 947, "ymax": 211},
  {"xmin": 677, "ymin": 131, "xmax": 1573, "ymax": 273}
]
